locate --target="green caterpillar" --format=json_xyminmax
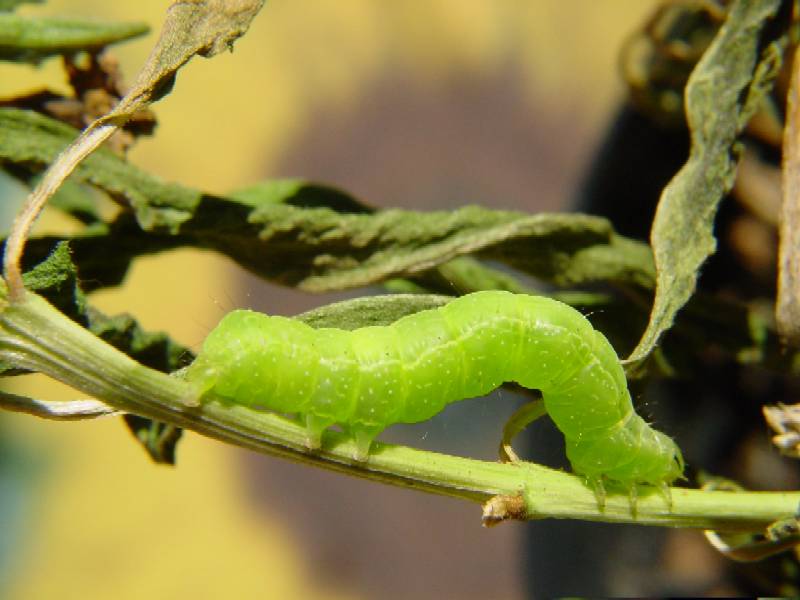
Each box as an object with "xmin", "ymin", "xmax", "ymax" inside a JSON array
[{"xmin": 185, "ymin": 291, "xmax": 684, "ymax": 493}]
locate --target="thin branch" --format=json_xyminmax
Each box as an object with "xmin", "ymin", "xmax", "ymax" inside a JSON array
[
  {"xmin": 3, "ymin": 124, "xmax": 116, "ymax": 301},
  {"xmin": 778, "ymin": 43, "xmax": 800, "ymax": 346},
  {"xmin": 0, "ymin": 390, "xmax": 120, "ymax": 420},
  {"xmin": 0, "ymin": 285, "xmax": 798, "ymax": 532}
]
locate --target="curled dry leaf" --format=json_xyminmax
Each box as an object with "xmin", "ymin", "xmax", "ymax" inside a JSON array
[
  {"xmin": 628, "ymin": 0, "xmax": 786, "ymax": 364},
  {"xmin": 481, "ymin": 494, "xmax": 527, "ymax": 527},
  {"xmin": 763, "ymin": 403, "xmax": 800, "ymax": 457}
]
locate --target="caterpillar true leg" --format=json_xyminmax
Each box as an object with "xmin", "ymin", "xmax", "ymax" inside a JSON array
[{"xmin": 499, "ymin": 394, "xmax": 546, "ymax": 463}]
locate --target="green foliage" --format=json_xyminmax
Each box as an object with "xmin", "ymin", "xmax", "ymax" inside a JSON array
[
  {"xmin": 296, "ymin": 293, "xmax": 451, "ymax": 330},
  {"xmin": 19, "ymin": 241, "xmax": 85, "ymax": 322},
  {"xmin": 0, "ymin": 13, "xmax": 148, "ymax": 62},
  {"xmin": 1, "ymin": 100, "xmax": 788, "ymax": 374},
  {"xmin": 0, "ymin": 108, "xmax": 655, "ymax": 292},
  {"xmin": 629, "ymin": 0, "xmax": 788, "ymax": 363},
  {"xmin": 5, "ymin": 243, "xmax": 192, "ymax": 463}
]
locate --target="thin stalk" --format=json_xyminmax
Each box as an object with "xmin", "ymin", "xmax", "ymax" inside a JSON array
[
  {"xmin": 2, "ymin": 124, "xmax": 116, "ymax": 300},
  {"xmin": 0, "ymin": 286, "xmax": 798, "ymax": 531}
]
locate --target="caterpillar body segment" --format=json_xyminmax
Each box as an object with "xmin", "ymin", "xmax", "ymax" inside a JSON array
[{"xmin": 185, "ymin": 291, "xmax": 684, "ymax": 490}]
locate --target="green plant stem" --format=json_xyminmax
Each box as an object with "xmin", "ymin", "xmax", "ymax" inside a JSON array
[{"xmin": 0, "ymin": 286, "xmax": 797, "ymax": 531}]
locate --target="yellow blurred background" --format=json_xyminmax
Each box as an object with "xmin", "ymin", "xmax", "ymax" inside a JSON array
[{"xmin": 0, "ymin": 1, "xmax": 655, "ymax": 598}]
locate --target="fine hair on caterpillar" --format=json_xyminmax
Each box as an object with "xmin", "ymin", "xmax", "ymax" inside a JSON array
[{"xmin": 185, "ymin": 290, "xmax": 684, "ymax": 500}]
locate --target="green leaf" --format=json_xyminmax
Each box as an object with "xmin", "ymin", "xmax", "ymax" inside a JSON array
[
  {"xmin": 4, "ymin": 240, "xmax": 193, "ymax": 373},
  {"xmin": 628, "ymin": 0, "xmax": 787, "ymax": 364},
  {"xmin": 121, "ymin": 415, "xmax": 182, "ymax": 466},
  {"xmin": 20, "ymin": 240, "xmax": 86, "ymax": 323},
  {"xmin": 296, "ymin": 293, "xmax": 452, "ymax": 330},
  {"xmin": 0, "ymin": 14, "xmax": 149, "ymax": 62},
  {"xmin": 0, "ymin": 108, "xmax": 202, "ymax": 231},
  {"xmin": 1, "ymin": 242, "xmax": 191, "ymax": 463},
  {"xmin": 31, "ymin": 175, "xmax": 102, "ymax": 225},
  {"xmin": 396, "ymin": 255, "xmax": 541, "ymax": 296},
  {"xmin": 246, "ymin": 203, "xmax": 654, "ymax": 293},
  {"xmin": 231, "ymin": 178, "xmax": 373, "ymax": 213},
  {"xmin": 0, "ymin": 108, "xmax": 656, "ymax": 294},
  {"xmin": 87, "ymin": 308, "xmax": 193, "ymax": 374},
  {"xmin": 4, "ymin": 106, "xmax": 790, "ymax": 373}
]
